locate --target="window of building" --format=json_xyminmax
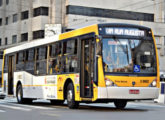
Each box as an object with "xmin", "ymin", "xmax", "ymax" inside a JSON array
[
  {"xmin": 33, "ymin": 30, "xmax": 44, "ymax": 39},
  {"xmin": 5, "ymin": 17, "xmax": 8, "ymax": 25},
  {"xmin": 0, "ymin": 18, "xmax": 2, "ymax": 26},
  {"xmin": 67, "ymin": 5, "xmax": 154, "ymax": 22},
  {"xmin": 0, "ymin": 0, "xmax": 3, "ymax": 6},
  {"xmin": 13, "ymin": 14, "xmax": 18, "ymax": 23},
  {"xmin": 21, "ymin": 11, "xmax": 29, "ymax": 20},
  {"xmin": 0, "ymin": 38, "xmax": 1, "ymax": 46},
  {"xmin": 6, "ymin": 0, "xmax": 9, "ymax": 5},
  {"xmin": 5, "ymin": 37, "xmax": 8, "ymax": 45},
  {"xmin": 33, "ymin": 7, "xmax": 49, "ymax": 17},
  {"xmin": 12, "ymin": 35, "xmax": 17, "ymax": 44},
  {"xmin": 21, "ymin": 33, "xmax": 28, "ymax": 42}
]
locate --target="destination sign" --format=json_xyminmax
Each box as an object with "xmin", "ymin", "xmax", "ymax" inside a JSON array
[{"xmin": 105, "ymin": 28, "xmax": 145, "ymax": 37}]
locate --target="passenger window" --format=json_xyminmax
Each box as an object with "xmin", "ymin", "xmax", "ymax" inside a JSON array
[
  {"xmin": 36, "ymin": 46, "xmax": 48, "ymax": 75},
  {"xmin": 49, "ymin": 42, "xmax": 62, "ymax": 74},
  {"xmin": 50, "ymin": 42, "xmax": 62, "ymax": 57},
  {"xmin": 16, "ymin": 52, "xmax": 25, "ymax": 70},
  {"xmin": 48, "ymin": 57, "xmax": 61, "ymax": 74},
  {"xmin": 36, "ymin": 61, "xmax": 47, "ymax": 75},
  {"xmin": 36, "ymin": 46, "xmax": 47, "ymax": 60},
  {"xmin": 26, "ymin": 49, "xmax": 35, "ymax": 61},
  {"xmin": 17, "ymin": 52, "xmax": 24, "ymax": 63},
  {"xmin": 4, "ymin": 56, "xmax": 8, "ymax": 73},
  {"xmin": 62, "ymin": 39, "xmax": 78, "ymax": 73},
  {"xmin": 63, "ymin": 40, "xmax": 77, "ymax": 55},
  {"xmin": 25, "ymin": 49, "xmax": 35, "ymax": 74}
]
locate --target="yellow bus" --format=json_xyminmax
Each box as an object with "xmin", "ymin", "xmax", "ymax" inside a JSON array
[{"xmin": 1, "ymin": 23, "xmax": 159, "ymax": 109}]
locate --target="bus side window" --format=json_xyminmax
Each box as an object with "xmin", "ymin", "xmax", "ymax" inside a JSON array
[
  {"xmin": 4, "ymin": 56, "xmax": 8, "ymax": 73},
  {"xmin": 25, "ymin": 49, "xmax": 35, "ymax": 74},
  {"xmin": 36, "ymin": 46, "xmax": 47, "ymax": 75},
  {"xmin": 16, "ymin": 51, "xmax": 25, "ymax": 71},
  {"xmin": 62, "ymin": 39, "xmax": 78, "ymax": 73},
  {"xmin": 49, "ymin": 42, "xmax": 62, "ymax": 74}
]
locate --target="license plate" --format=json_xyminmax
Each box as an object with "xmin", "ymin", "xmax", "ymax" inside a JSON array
[{"xmin": 129, "ymin": 90, "xmax": 140, "ymax": 94}]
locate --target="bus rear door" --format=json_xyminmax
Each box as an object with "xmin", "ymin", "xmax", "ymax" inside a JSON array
[{"xmin": 8, "ymin": 55, "xmax": 14, "ymax": 95}]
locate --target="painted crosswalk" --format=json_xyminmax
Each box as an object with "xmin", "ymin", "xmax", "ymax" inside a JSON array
[
  {"xmin": 0, "ymin": 110, "xmax": 6, "ymax": 113},
  {"xmin": 0, "ymin": 104, "xmax": 31, "ymax": 111},
  {"xmin": 0, "ymin": 99, "xmax": 55, "ymax": 112}
]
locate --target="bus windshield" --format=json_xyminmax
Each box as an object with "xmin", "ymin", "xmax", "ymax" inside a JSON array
[{"xmin": 102, "ymin": 38, "xmax": 157, "ymax": 74}]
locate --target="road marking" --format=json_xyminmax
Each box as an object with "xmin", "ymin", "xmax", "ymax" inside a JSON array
[
  {"xmin": 0, "ymin": 104, "xmax": 31, "ymax": 111},
  {"xmin": 128, "ymin": 103, "xmax": 165, "ymax": 108},
  {"xmin": 4, "ymin": 103, "xmax": 55, "ymax": 110},
  {"xmin": 0, "ymin": 110, "xmax": 6, "ymax": 113}
]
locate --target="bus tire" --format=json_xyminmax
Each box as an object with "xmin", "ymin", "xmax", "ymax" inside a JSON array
[
  {"xmin": 50, "ymin": 100, "xmax": 64, "ymax": 105},
  {"xmin": 16, "ymin": 84, "xmax": 33, "ymax": 104},
  {"xmin": 67, "ymin": 83, "xmax": 79, "ymax": 109},
  {"xmin": 114, "ymin": 100, "xmax": 127, "ymax": 109},
  {"xmin": 16, "ymin": 84, "xmax": 24, "ymax": 104}
]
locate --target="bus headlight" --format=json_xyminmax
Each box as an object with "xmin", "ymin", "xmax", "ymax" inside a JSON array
[
  {"xmin": 149, "ymin": 78, "xmax": 157, "ymax": 87},
  {"xmin": 105, "ymin": 78, "xmax": 117, "ymax": 87}
]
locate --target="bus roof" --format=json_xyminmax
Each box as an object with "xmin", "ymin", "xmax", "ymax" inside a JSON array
[
  {"xmin": 5, "ymin": 24, "xmax": 99, "ymax": 55},
  {"xmin": 5, "ymin": 35, "xmax": 59, "ymax": 54}
]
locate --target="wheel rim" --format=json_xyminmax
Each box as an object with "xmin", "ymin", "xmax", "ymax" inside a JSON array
[
  {"xmin": 67, "ymin": 90, "xmax": 73, "ymax": 102},
  {"xmin": 17, "ymin": 88, "xmax": 21, "ymax": 102}
]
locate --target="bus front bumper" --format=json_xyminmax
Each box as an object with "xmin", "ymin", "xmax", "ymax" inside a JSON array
[{"xmin": 98, "ymin": 87, "xmax": 159, "ymax": 100}]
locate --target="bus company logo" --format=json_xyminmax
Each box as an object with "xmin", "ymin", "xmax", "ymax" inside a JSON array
[{"xmin": 132, "ymin": 81, "xmax": 136, "ymax": 86}]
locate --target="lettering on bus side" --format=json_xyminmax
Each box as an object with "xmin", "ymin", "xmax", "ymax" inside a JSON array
[{"xmin": 45, "ymin": 76, "xmax": 57, "ymax": 84}]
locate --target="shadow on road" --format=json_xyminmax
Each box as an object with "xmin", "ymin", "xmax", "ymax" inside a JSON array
[{"xmin": 12, "ymin": 101, "xmax": 148, "ymax": 112}]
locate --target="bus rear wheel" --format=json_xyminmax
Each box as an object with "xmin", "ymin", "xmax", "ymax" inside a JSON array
[
  {"xmin": 16, "ymin": 84, "xmax": 32, "ymax": 104},
  {"xmin": 67, "ymin": 83, "xmax": 79, "ymax": 109},
  {"xmin": 114, "ymin": 100, "xmax": 127, "ymax": 109}
]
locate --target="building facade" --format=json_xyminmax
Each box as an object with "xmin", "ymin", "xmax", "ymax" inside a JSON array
[{"xmin": 0, "ymin": 0, "xmax": 165, "ymax": 76}]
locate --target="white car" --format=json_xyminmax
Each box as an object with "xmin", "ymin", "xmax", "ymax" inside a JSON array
[{"xmin": 0, "ymin": 87, "xmax": 5, "ymax": 99}]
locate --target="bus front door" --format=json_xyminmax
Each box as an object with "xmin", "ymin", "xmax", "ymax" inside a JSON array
[
  {"xmin": 80, "ymin": 37, "xmax": 94, "ymax": 98},
  {"xmin": 8, "ymin": 55, "xmax": 14, "ymax": 95}
]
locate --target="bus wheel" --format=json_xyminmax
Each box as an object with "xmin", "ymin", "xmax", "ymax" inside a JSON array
[
  {"xmin": 16, "ymin": 84, "xmax": 33, "ymax": 104},
  {"xmin": 114, "ymin": 100, "xmax": 127, "ymax": 109},
  {"xmin": 16, "ymin": 84, "xmax": 24, "ymax": 104},
  {"xmin": 50, "ymin": 100, "xmax": 64, "ymax": 105},
  {"xmin": 67, "ymin": 83, "xmax": 79, "ymax": 109}
]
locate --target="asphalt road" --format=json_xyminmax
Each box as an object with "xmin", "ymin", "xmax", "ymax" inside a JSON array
[{"xmin": 0, "ymin": 98, "xmax": 165, "ymax": 120}]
